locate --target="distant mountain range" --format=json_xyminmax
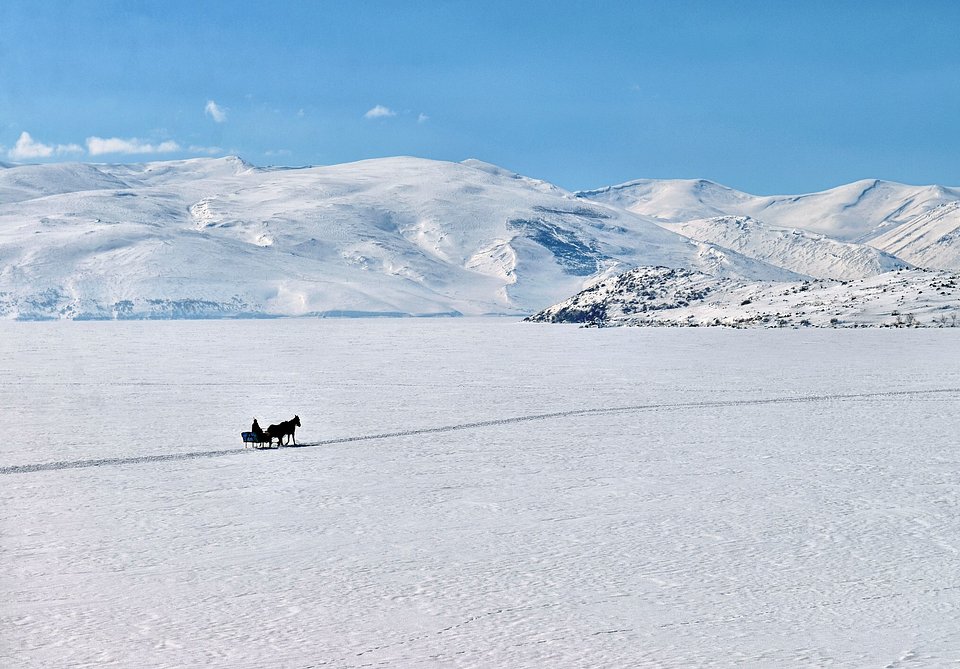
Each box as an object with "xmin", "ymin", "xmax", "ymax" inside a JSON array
[
  {"xmin": 578, "ymin": 177, "xmax": 960, "ymax": 268},
  {"xmin": 1, "ymin": 156, "xmax": 958, "ymax": 321}
]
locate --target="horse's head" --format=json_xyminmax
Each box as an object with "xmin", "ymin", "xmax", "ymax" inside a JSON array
[{"xmin": 294, "ymin": 415, "xmax": 301, "ymax": 427}]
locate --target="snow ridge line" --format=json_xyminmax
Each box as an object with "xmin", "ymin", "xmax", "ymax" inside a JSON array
[{"xmin": 3, "ymin": 387, "xmax": 957, "ymax": 476}]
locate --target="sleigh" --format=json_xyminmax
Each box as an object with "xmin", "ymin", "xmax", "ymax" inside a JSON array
[{"xmin": 241, "ymin": 431, "xmax": 276, "ymax": 449}]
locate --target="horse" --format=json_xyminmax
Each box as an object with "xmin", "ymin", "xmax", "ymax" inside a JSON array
[{"xmin": 267, "ymin": 415, "xmax": 301, "ymax": 447}]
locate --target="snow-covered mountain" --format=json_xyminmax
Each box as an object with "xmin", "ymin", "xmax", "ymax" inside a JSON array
[
  {"xmin": 578, "ymin": 179, "xmax": 756, "ymax": 225},
  {"xmin": 0, "ymin": 156, "xmax": 795, "ymax": 320},
  {"xmin": 0, "ymin": 162, "xmax": 135, "ymax": 204},
  {"xmin": 529, "ymin": 175, "xmax": 960, "ymax": 327},
  {"xmin": 528, "ymin": 266, "xmax": 960, "ymax": 328},
  {"xmin": 868, "ymin": 201, "xmax": 960, "ymax": 270},
  {"xmin": 3, "ymin": 155, "xmax": 958, "ymax": 321},
  {"xmin": 579, "ymin": 178, "xmax": 960, "ymax": 252},
  {"xmin": 660, "ymin": 215, "xmax": 911, "ymax": 280}
]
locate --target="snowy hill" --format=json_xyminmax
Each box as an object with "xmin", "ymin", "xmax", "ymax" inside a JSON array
[
  {"xmin": 578, "ymin": 179, "xmax": 755, "ymax": 224},
  {"xmin": 5, "ymin": 155, "xmax": 959, "ymax": 321},
  {"xmin": 660, "ymin": 215, "xmax": 911, "ymax": 280},
  {"xmin": 0, "ymin": 156, "xmax": 797, "ymax": 320},
  {"xmin": 579, "ymin": 178, "xmax": 960, "ymax": 248},
  {"xmin": 869, "ymin": 201, "xmax": 960, "ymax": 270},
  {"xmin": 528, "ymin": 266, "xmax": 960, "ymax": 328},
  {"xmin": 0, "ymin": 162, "xmax": 134, "ymax": 204}
]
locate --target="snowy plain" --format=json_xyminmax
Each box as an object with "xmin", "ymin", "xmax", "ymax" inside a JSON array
[{"xmin": 5, "ymin": 318, "xmax": 960, "ymax": 667}]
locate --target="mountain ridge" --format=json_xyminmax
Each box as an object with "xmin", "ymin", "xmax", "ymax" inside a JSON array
[
  {"xmin": 0, "ymin": 156, "xmax": 797, "ymax": 320},
  {"xmin": 2, "ymin": 156, "xmax": 958, "ymax": 320},
  {"xmin": 578, "ymin": 176, "xmax": 960, "ymax": 251}
]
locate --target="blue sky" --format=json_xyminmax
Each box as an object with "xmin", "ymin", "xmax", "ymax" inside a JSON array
[{"xmin": 1, "ymin": 1, "xmax": 957, "ymax": 193}]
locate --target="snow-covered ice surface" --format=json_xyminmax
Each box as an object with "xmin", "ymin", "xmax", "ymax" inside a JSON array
[{"xmin": 5, "ymin": 319, "xmax": 960, "ymax": 667}]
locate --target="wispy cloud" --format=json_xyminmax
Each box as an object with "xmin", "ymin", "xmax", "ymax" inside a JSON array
[
  {"xmin": 188, "ymin": 145, "xmax": 223, "ymax": 155},
  {"xmin": 205, "ymin": 100, "xmax": 227, "ymax": 123},
  {"xmin": 6, "ymin": 132, "xmax": 219, "ymax": 160},
  {"xmin": 86, "ymin": 136, "xmax": 181, "ymax": 156},
  {"xmin": 418, "ymin": 113, "xmax": 430, "ymax": 123},
  {"xmin": 364, "ymin": 104, "xmax": 396, "ymax": 119},
  {"xmin": 8, "ymin": 132, "xmax": 83, "ymax": 160}
]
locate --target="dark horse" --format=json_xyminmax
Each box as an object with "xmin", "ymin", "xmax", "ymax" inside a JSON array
[{"xmin": 267, "ymin": 415, "xmax": 301, "ymax": 447}]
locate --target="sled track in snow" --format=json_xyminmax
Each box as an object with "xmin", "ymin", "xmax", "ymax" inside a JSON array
[{"xmin": 4, "ymin": 387, "xmax": 959, "ymax": 475}]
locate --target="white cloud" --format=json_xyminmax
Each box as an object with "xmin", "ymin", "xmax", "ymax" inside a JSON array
[
  {"xmin": 11, "ymin": 132, "xmax": 52, "ymax": 159},
  {"xmin": 205, "ymin": 100, "xmax": 227, "ymax": 123},
  {"xmin": 364, "ymin": 105, "xmax": 396, "ymax": 119},
  {"xmin": 86, "ymin": 136, "xmax": 181, "ymax": 156},
  {"xmin": 8, "ymin": 132, "xmax": 83, "ymax": 160},
  {"xmin": 265, "ymin": 149, "xmax": 292, "ymax": 157},
  {"xmin": 418, "ymin": 113, "xmax": 430, "ymax": 123}
]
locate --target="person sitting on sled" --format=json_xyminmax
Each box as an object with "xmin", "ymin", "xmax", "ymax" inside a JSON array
[{"xmin": 251, "ymin": 418, "xmax": 266, "ymax": 442}]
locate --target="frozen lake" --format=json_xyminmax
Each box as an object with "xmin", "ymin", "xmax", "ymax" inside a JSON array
[{"xmin": 4, "ymin": 319, "xmax": 960, "ymax": 667}]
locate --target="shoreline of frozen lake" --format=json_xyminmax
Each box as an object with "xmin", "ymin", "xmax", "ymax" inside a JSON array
[{"xmin": 4, "ymin": 319, "xmax": 960, "ymax": 667}]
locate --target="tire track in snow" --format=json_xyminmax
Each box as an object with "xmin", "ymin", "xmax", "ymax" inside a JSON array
[{"xmin": 3, "ymin": 387, "xmax": 958, "ymax": 476}]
